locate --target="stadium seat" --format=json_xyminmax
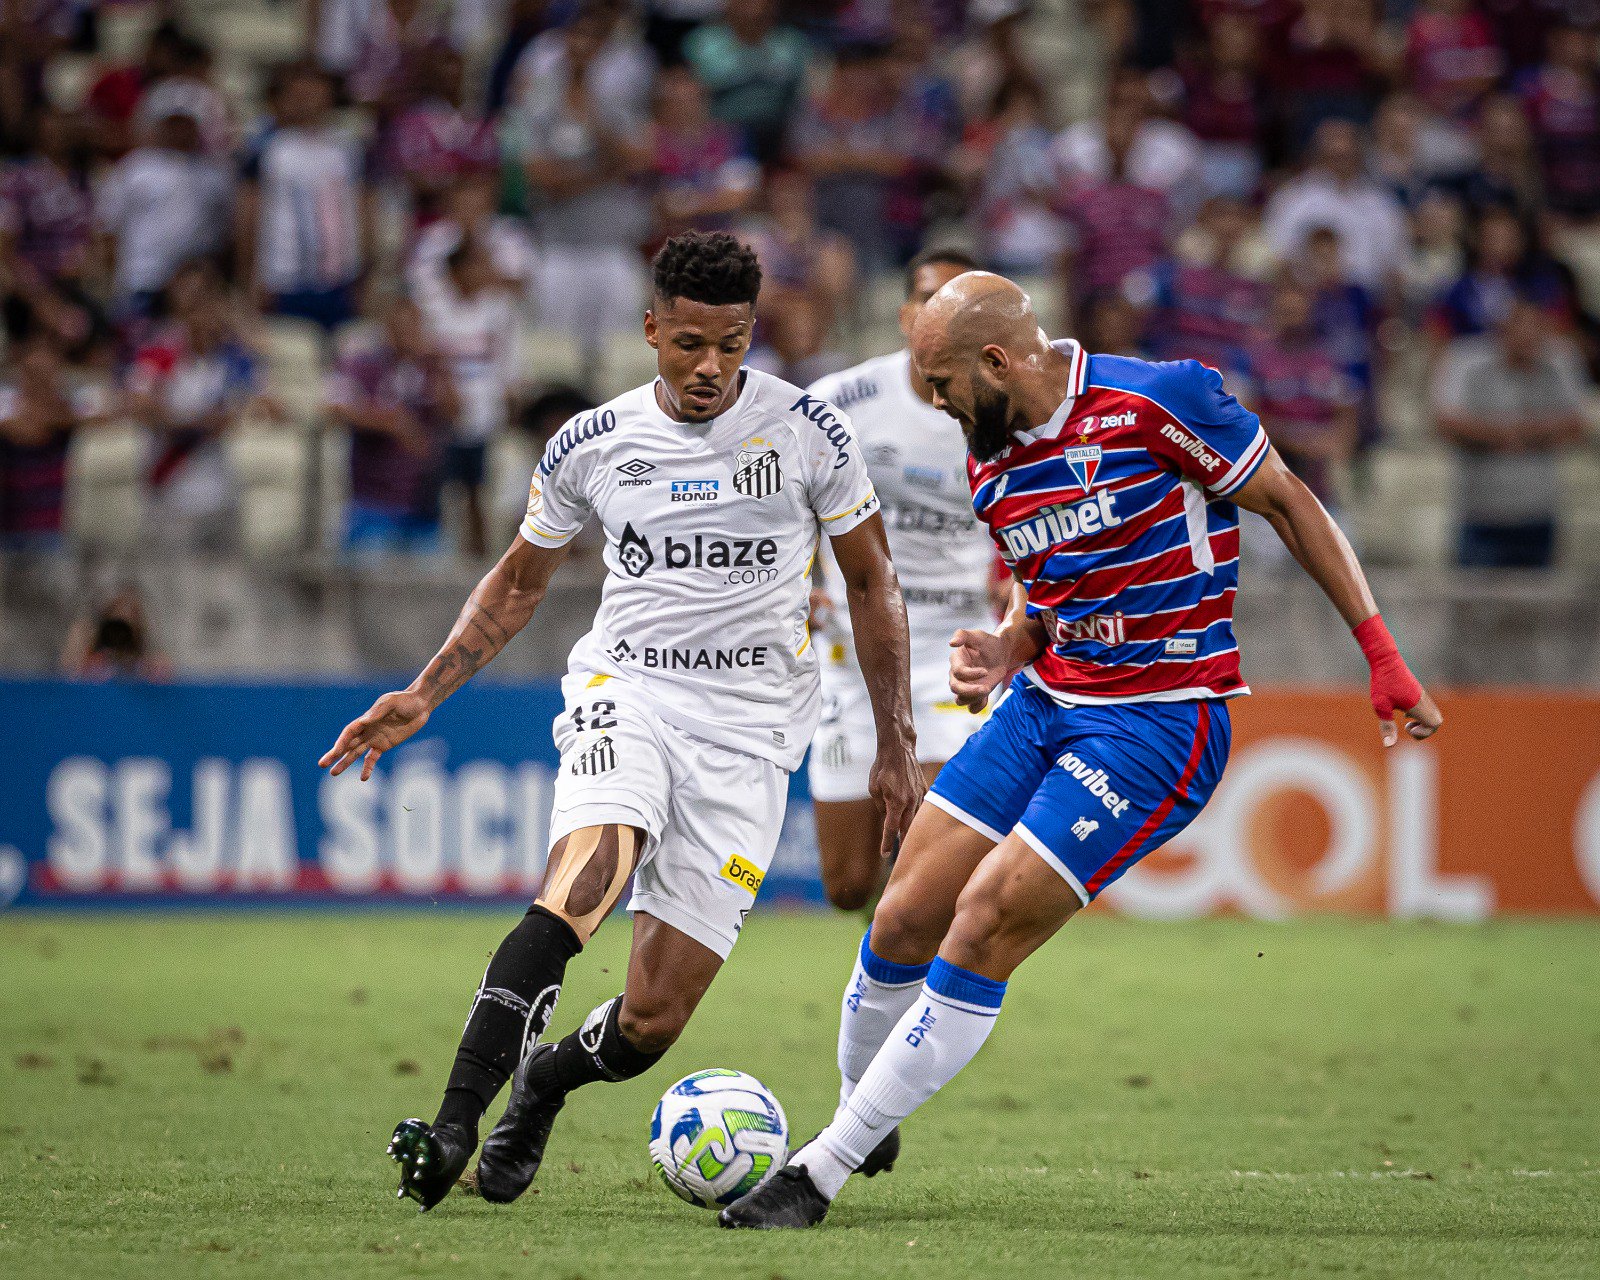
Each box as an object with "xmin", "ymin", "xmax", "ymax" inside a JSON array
[
  {"xmin": 858, "ymin": 322, "xmax": 906, "ymax": 360},
  {"xmin": 1011, "ymin": 275, "xmax": 1065, "ymax": 330},
  {"xmin": 594, "ymin": 331, "xmax": 659, "ymax": 402},
  {"xmin": 204, "ymin": 9, "xmax": 300, "ymax": 65},
  {"xmin": 43, "ymin": 55, "xmax": 95, "ymax": 110},
  {"xmin": 488, "ymin": 433, "xmax": 539, "ymax": 539},
  {"xmin": 1352, "ymin": 445, "xmax": 1454, "ymax": 569},
  {"xmin": 521, "ymin": 326, "xmax": 587, "ymax": 391},
  {"xmin": 66, "ymin": 422, "xmax": 147, "ymax": 552},
  {"xmin": 262, "ymin": 317, "xmax": 324, "ymax": 371},
  {"xmin": 1377, "ymin": 333, "xmax": 1433, "ymax": 448},
  {"xmin": 1559, "ymin": 451, "xmax": 1600, "ymax": 570},
  {"xmin": 864, "ymin": 274, "xmax": 906, "ymax": 327},
  {"xmin": 217, "ymin": 64, "xmax": 262, "ymax": 119},
  {"xmin": 97, "ymin": 7, "xmax": 158, "ymax": 61},
  {"xmin": 230, "ymin": 420, "xmax": 310, "ymax": 558},
  {"xmin": 1553, "ymin": 224, "xmax": 1600, "ymax": 315},
  {"xmin": 261, "ymin": 318, "xmax": 327, "ymax": 425},
  {"xmin": 319, "ymin": 427, "xmax": 353, "ymax": 552}
]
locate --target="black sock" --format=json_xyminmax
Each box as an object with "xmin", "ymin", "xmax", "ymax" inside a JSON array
[
  {"xmin": 525, "ymin": 995, "xmax": 667, "ymax": 1098},
  {"xmin": 433, "ymin": 905, "xmax": 581, "ymax": 1132}
]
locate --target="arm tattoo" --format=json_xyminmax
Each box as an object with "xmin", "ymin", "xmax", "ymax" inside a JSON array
[
  {"xmin": 407, "ymin": 542, "xmax": 558, "ymax": 706},
  {"xmin": 418, "ymin": 605, "xmax": 513, "ymax": 700}
]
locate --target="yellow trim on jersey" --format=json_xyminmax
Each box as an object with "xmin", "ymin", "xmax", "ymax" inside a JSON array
[
  {"xmin": 585, "ymin": 673, "xmax": 612, "ymax": 688},
  {"xmin": 819, "ymin": 487, "xmax": 879, "ymax": 523},
  {"xmin": 796, "ymin": 626, "xmax": 811, "ymax": 658},
  {"xmin": 933, "ymin": 697, "xmax": 991, "ymax": 720}
]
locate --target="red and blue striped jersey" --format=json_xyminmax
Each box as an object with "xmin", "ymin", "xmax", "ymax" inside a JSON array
[{"xmin": 969, "ymin": 340, "xmax": 1269, "ymax": 705}]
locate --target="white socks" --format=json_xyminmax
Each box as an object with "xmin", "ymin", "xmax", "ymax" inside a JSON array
[
  {"xmin": 836, "ymin": 929, "xmax": 930, "ymax": 1107},
  {"xmin": 801, "ymin": 955, "xmax": 1008, "ymax": 1202}
]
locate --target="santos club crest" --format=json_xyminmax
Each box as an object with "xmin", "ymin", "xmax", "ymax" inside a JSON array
[
  {"xmin": 734, "ymin": 441, "xmax": 783, "ymax": 498},
  {"xmin": 1064, "ymin": 444, "xmax": 1101, "ymax": 492}
]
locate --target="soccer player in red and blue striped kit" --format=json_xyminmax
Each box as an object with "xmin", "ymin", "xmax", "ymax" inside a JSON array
[{"xmin": 722, "ymin": 270, "xmax": 1445, "ymax": 1229}]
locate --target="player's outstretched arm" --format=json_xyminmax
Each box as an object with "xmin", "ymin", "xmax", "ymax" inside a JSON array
[
  {"xmin": 949, "ymin": 578, "xmax": 1048, "ymax": 713},
  {"xmin": 829, "ymin": 512, "xmax": 924, "ymax": 856},
  {"xmin": 319, "ymin": 537, "xmax": 570, "ymax": 779},
  {"xmin": 1232, "ymin": 448, "xmax": 1443, "ymax": 747}
]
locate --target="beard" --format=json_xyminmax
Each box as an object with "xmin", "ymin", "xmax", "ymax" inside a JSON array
[{"xmin": 965, "ymin": 380, "xmax": 1014, "ymax": 462}]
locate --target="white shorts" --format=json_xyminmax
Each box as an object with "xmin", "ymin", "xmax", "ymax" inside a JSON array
[
  {"xmin": 549, "ymin": 675, "xmax": 788, "ymax": 959},
  {"xmin": 807, "ymin": 647, "xmax": 987, "ymax": 803}
]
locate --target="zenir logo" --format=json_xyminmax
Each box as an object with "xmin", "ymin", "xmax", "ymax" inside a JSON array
[{"xmin": 571, "ymin": 735, "xmax": 617, "ymax": 776}]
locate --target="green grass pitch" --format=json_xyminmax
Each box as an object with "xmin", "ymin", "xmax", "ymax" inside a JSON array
[{"xmin": 3, "ymin": 912, "xmax": 1597, "ymax": 1279}]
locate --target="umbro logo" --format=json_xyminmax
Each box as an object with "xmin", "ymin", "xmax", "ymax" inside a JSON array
[{"xmin": 617, "ymin": 457, "xmax": 656, "ymax": 487}]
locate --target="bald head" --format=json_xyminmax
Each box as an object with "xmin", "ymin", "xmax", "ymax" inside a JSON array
[
  {"xmin": 910, "ymin": 271, "xmax": 1041, "ymax": 373},
  {"xmin": 908, "ymin": 270, "xmax": 1066, "ymax": 462}
]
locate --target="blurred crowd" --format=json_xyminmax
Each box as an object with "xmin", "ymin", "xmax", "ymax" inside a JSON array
[{"xmin": 1, "ymin": 0, "xmax": 1598, "ymax": 569}]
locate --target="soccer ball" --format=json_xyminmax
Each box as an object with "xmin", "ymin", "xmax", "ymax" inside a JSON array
[{"xmin": 649, "ymin": 1068, "xmax": 789, "ymax": 1208}]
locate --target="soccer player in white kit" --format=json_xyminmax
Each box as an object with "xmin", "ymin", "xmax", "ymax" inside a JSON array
[
  {"xmin": 319, "ymin": 233, "xmax": 923, "ymax": 1212},
  {"xmin": 806, "ymin": 249, "xmax": 1000, "ymax": 911}
]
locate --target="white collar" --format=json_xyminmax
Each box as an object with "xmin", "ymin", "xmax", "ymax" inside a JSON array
[
  {"xmin": 643, "ymin": 367, "xmax": 753, "ymax": 429},
  {"xmin": 1011, "ymin": 338, "xmax": 1089, "ymax": 447}
]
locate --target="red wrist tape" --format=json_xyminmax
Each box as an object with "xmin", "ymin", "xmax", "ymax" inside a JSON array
[
  {"xmin": 1353, "ymin": 615, "xmax": 1399, "ymax": 664},
  {"xmin": 1353, "ymin": 615, "xmax": 1423, "ymax": 719}
]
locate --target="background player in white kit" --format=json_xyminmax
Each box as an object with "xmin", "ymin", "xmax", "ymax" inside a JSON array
[
  {"xmin": 806, "ymin": 249, "xmax": 1001, "ymax": 911},
  {"xmin": 318, "ymin": 232, "xmax": 922, "ymax": 1212}
]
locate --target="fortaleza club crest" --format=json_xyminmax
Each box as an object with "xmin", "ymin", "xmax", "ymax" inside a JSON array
[
  {"xmin": 1064, "ymin": 444, "xmax": 1102, "ymax": 493},
  {"xmin": 734, "ymin": 437, "xmax": 783, "ymax": 498}
]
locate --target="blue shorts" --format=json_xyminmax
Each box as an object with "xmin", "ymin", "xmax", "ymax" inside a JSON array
[{"xmin": 928, "ymin": 676, "xmax": 1232, "ymax": 903}]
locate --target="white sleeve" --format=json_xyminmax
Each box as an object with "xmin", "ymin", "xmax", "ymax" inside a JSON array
[
  {"xmin": 519, "ymin": 413, "xmax": 596, "ymax": 547},
  {"xmin": 800, "ymin": 400, "xmax": 879, "ymax": 537}
]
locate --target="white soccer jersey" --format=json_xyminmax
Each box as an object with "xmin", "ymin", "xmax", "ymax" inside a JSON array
[
  {"xmin": 520, "ymin": 368, "xmax": 879, "ymax": 771},
  {"xmin": 807, "ymin": 351, "xmax": 995, "ymax": 661}
]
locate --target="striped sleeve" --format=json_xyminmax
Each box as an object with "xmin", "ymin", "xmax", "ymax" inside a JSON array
[{"xmin": 1142, "ymin": 360, "xmax": 1269, "ymax": 498}]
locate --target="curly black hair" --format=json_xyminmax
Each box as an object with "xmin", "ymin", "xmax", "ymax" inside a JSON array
[{"xmin": 650, "ymin": 231, "xmax": 762, "ymax": 308}]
